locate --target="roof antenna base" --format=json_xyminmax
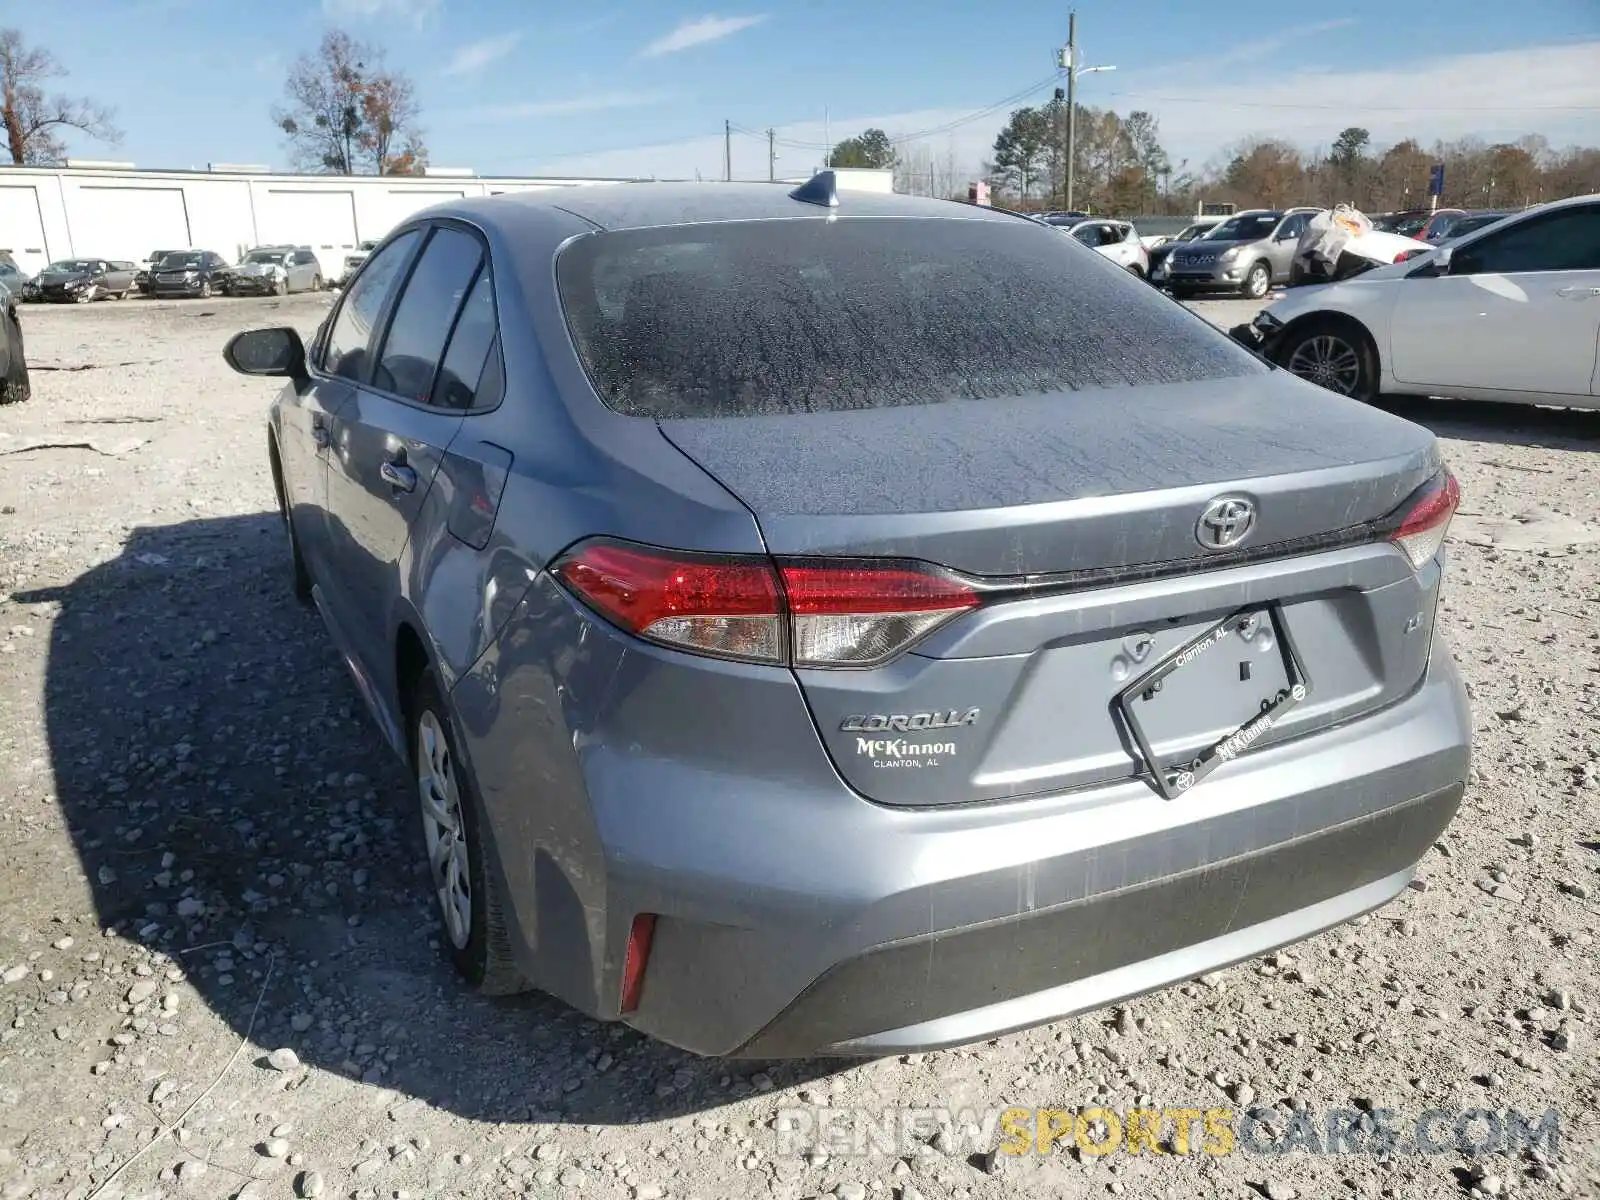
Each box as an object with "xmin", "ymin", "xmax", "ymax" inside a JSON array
[{"xmin": 790, "ymin": 170, "xmax": 840, "ymax": 208}]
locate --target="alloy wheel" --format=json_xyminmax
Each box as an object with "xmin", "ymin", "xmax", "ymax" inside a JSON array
[
  {"xmin": 417, "ymin": 709, "xmax": 472, "ymax": 950},
  {"xmin": 1286, "ymin": 334, "xmax": 1362, "ymax": 396}
]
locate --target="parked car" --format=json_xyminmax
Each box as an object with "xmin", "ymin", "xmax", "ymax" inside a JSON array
[
  {"xmin": 0, "ymin": 252, "xmax": 26, "ymax": 300},
  {"xmin": 1064, "ymin": 218, "xmax": 1151, "ymax": 277},
  {"xmin": 135, "ymin": 249, "xmax": 186, "ymax": 295},
  {"xmin": 337, "ymin": 240, "xmax": 380, "ymax": 286},
  {"xmin": 222, "ymin": 176, "xmax": 1469, "ymax": 1059},
  {"xmin": 147, "ymin": 250, "xmax": 232, "ymax": 299},
  {"xmin": 1369, "ymin": 209, "xmax": 1432, "ymax": 238},
  {"xmin": 1415, "ymin": 208, "xmax": 1478, "ymax": 243},
  {"xmin": 1236, "ymin": 193, "xmax": 1600, "ymax": 408},
  {"xmin": 1, "ymin": 277, "xmax": 27, "ymax": 405},
  {"xmin": 1432, "ymin": 210, "xmax": 1515, "ymax": 241},
  {"xmin": 1147, "ymin": 216, "xmax": 1226, "ymax": 281},
  {"xmin": 225, "ymin": 245, "xmax": 325, "ymax": 296},
  {"xmin": 26, "ymin": 258, "xmax": 137, "ymax": 303},
  {"xmin": 1162, "ymin": 208, "xmax": 1323, "ymax": 299}
]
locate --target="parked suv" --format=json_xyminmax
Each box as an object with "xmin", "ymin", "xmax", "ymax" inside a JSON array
[
  {"xmin": 1164, "ymin": 208, "xmax": 1321, "ymax": 299},
  {"xmin": 225, "ymin": 246, "xmax": 324, "ymax": 296},
  {"xmin": 148, "ymin": 250, "xmax": 231, "ymax": 299},
  {"xmin": 136, "ymin": 249, "xmax": 187, "ymax": 295},
  {"xmin": 336, "ymin": 240, "xmax": 380, "ymax": 287},
  {"xmin": 0, "ymin": 252, "xmax": 26, "ymax": 300},
  {"xmin": 1065, "ymin": 218, "xmax": 1151, "ymax": 277}
]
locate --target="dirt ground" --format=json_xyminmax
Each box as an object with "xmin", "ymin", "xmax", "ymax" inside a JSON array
[{"xmin": 0, "ymin": 292, "xmax": 1596, "ymax": 1200}]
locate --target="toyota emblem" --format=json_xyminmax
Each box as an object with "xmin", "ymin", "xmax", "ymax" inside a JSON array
[{"xmin": 1196, "ymin": 496, "xmax": 1256, "ymax": 550}]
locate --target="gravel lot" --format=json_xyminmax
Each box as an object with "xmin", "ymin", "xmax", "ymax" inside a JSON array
[{"xmin": 0, "ymin": 292, "xmax": 1597, "ymax": 1200}]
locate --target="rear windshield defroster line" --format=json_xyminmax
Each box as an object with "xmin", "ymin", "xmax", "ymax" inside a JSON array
[{"xmin": 555, "ymin": 217, "xmax": 1267, "ymax": 420}]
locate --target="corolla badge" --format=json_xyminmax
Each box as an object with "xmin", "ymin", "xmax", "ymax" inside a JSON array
[
  {"xmin": 839, "ymin": 709, "xmax": 980, "ymax": 733},
  {"xmin": 1196, "ymin": 496, "xmax": 1257, "ymax": 551}
]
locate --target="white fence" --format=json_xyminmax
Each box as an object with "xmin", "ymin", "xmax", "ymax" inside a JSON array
[{"xmin": 0, "ymin": 166, "xmax": 633, "ymax": 277}]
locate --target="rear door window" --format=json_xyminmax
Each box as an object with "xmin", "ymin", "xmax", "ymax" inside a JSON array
[
  {"xmin": 432, "ymin": 266, "xmax": 502, "ymax": 410},
  {"xmin": 371, "ymin": 226, "xmax": 484, "ymax": 404},
  {"xmin": 556, "ymin": 216, "xmax": 1265, "ymax": 419},
  {"xmin": 322, "ymin": 230, "xmax": 421, "ymax": 382},
  {"xmin": 1452, "ymin": 206, "xmax": 1600, "ymax": 274}
]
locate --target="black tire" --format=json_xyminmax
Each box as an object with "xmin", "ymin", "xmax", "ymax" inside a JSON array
[
  {"xmin": 1242, "ymin": 261, "xmax": 1272, "ymax": 301},
  {"xmin": 407, "ymin": 670, "xmax": 527, "ymax": 996},
  {"xmin": 0, "ymin": 308, "xmax": 29, "ymax": 406},
  {"xmin": 198, "ymin": 279, "xmax": 212, "ymax": 299},
  {"xmin": 311, "ymin": 274, "xmax": 323, "ymax": 291},
  {"xmin": 1273, "ymin": 316, "xmax": 1379, "ymax": 403},
  {"xmin": 1126, "ymin": 264, "xmax": 1145, "ymax": 279}
]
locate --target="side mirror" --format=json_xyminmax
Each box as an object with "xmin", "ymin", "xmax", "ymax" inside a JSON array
[{"xmin": 224, "ymin": 327, "xmax": 308, "ymax": 384}]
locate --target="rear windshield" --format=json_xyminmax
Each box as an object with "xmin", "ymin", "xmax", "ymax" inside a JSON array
[{"xmin": 556, "ymin": 217, "xmax": 1264, "ymax": 419}]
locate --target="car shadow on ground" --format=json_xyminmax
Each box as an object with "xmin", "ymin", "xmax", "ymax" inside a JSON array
[
  {"xmin": 20, "ymin": 514, "xmax": 840, "ymax": 1126},
  {"xmin": 1372, "ymin": 395, "xmax": 1598, "ymax": 452}
]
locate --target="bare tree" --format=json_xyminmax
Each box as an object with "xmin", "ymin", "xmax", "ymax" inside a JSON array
[
  {"xmin": 273, "ymin": 30, "xmax": 427, "ymax": 175},
  {"xmin": 0, "ymin": 28, "xmax": 122, "ymax": 165}
]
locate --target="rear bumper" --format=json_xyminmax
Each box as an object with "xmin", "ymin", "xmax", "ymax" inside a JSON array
[
  {"xmin": 738, "ymin": 783, "xmax": 1457, "ymax": 1056},
  {"xmin": 461, "ymin": 586, "xmax": 1471, "ymax": 1057}
]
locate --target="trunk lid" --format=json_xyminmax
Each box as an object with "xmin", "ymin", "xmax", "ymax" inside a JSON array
[
  {"xmin": 660, "ymin": 373, "xmax": 1445, "ymax": 807},
  {"xmin": 658, "ymin": 372, "xmax": 1438, "ymax": 573}
]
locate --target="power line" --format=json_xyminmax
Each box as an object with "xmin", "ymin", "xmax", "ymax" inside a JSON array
[
  {"xmin": 1103, "ymin": 90, "xmax": 1598, "ymax": 113},
  {"xmin": 729, "ymin": 71, "xmax": 1065, "ymax": 155}
]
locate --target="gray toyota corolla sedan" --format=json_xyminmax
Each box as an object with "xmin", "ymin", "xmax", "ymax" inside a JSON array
[{"xmin": 223, "ymin": 172, "xmax": 1471, "ymax": 1059}]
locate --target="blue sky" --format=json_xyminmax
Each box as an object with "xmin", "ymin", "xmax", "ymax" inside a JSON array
[{"xmin": 4, "ymin": 0, "xmax": 1598, "ymax": 180}]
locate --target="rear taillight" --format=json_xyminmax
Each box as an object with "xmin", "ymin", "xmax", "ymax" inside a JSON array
[
  {"xmin": 781, "ymin": 561, "xmax": 980, "ymax": 667},
  {"xmin": 552, "ymin": 539, "xmax": 980, "ymax": 669},
  {"xmin": 1394, "ymin": 248, "xmax": 1426, "ymax": 263},
  {"xmin": 1388, "ymin": 469, "xmax": 1460, "ymax": 570},
  {"xmin": 553, "ymin": 541, "xmax": 784, "ymax": 664}
]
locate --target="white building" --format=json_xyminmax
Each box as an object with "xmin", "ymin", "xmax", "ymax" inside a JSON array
[{"xmin": 0, "ymin": 164, "xmax": 636, "ymax": 277}]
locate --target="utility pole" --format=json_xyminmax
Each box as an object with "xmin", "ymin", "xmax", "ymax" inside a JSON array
[
  {"xmin": 724, "ymin": 120, "xmax": 732, "ymax": 182},
  {"xmin": 1064, "ymin": 11, "xmax": 1077, "ymax": 212},
  {"xmin": 768, "ymin": 128, "xmax": 776, "ymax": 181}
]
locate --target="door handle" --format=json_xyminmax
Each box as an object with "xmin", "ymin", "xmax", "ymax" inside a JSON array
[
  {"xmin": 380, "ymin": 459, "xmax": 418, "ymax": 493},
  {"xmin": 311, "ymin": 422, "xmax": 330, "ymax": 449},
  {"xmin": 1555, "ymin": 285, "xmax": 1600, "ymax": 298}
]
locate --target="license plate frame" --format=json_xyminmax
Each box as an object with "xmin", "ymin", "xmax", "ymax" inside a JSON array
[{"xmin": 1115, "ymin": 605, "xmax": 1311, "ymax": 800}]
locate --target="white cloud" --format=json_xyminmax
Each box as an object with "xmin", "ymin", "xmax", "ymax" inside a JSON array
[
  {"xmin": 1109, "ymin": 40, "xmax": 1600, "ymax": 171},
  {"xmin": 464, "ymin": 91, "xmax": 677, "ymax": 122},
  {"xmin": 531, "ymin": 41, "xmax": 1600, "ymax": 186},
  {"xmin": 321, "ymin": 0, "xmax": 438, "ymax": 27},
  {"xmin": 443, "ymin": 32, "xmax": 523, "ymax": 77},
  {"xmin": 640, "ymin": 14, "xmax": 766, "ymax": 57}
]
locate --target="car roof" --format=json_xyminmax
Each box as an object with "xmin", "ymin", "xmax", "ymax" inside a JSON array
[{"xmin": 439, "ymin": 181, "xmax": 1024, "ymax": 234}]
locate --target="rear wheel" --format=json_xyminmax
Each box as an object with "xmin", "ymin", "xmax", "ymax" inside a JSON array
[
  {"xmin": 1242, "ymin": 261, "xmax": 1271, "ymax": 300},
  {"xmin": 408, "ymin": 671, "xmax": 526, "ymax": 995},
  {"xmin": 1125, "ymin": 264, "xmax": 1145, "ymax": 279},
  {"xmin": 1, "ymin": 309, "xmax": 29, "ymax": 406},
  {"xmin": 1275, "ymin": 317, "xmax": 1379, "ymax": 403}
]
